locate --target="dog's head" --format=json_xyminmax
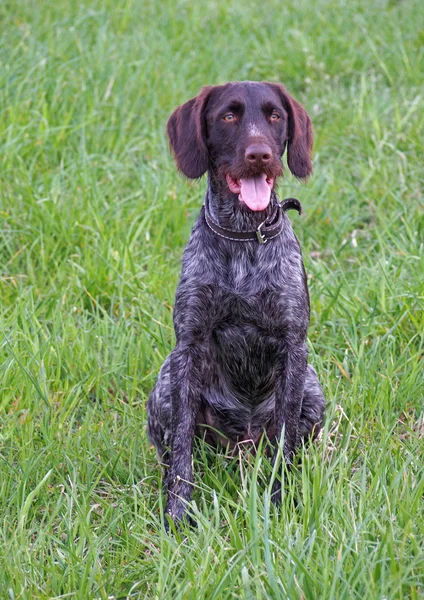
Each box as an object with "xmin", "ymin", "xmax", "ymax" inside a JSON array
[{"xmin": 167, "ymin": 81, "xmax": 313, "ymax": 212}]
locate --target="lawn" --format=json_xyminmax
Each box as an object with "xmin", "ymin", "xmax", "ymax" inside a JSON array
[{"xmin": 0, "ymin": 0, "xmax": 423, "ymax": 598}]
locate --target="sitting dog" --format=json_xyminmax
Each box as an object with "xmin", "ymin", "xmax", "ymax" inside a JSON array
[{"xmin": 147, "ymin": 81, "xmax": 325, "ymax": 528}]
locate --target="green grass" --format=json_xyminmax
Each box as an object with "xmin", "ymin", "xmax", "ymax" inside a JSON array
[{"xmin": 1, "ymin": 0, "xmax": 423, "ymax": 597}]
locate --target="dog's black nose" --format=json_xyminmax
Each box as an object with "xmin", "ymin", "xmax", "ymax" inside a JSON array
[{"xmin": 245, "ymin": 143, "xmax": 272, "ymax": 166}]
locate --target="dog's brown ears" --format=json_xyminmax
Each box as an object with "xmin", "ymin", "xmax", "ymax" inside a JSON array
[
  {"xmin": 267, "ymin": 83, "xmax": 313, "ymax": 179},
  {"xmin": 166, "ymin": 87, "xmax": 213, "ymax": 179}
]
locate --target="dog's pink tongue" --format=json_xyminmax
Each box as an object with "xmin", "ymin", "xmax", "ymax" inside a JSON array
[{"xmin": 239, "ymin": 174, "xmax": 271, "ymax": 211}]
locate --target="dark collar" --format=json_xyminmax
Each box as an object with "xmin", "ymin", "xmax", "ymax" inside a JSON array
[{"xmin": 204, "ymin": 193, "xmax": 302, "ymax": 244}]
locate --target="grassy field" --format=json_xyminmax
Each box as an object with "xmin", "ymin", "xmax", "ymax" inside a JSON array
[{"xmin": 1, "ymin": 0, "xmax": 423, "ymax": 597}]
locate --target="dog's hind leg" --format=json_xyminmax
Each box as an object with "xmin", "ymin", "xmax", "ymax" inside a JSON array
[
  {"xmin": 298, "ymin": 364, "xmax": 325, "ymax": 441},
  {"xmin": 147, "ymin": 355, "xmax": 172, "ymax": 465}
]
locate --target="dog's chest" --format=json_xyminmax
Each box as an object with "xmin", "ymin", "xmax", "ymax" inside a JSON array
[
  {"xmin": 221, "ymin": 244, "xmax": 283, "ymax": 295},
  {"xmin": 221, "ymin": 240, "xmax": 304, "ymax": 306},
  {"xmin": 209, "ymin": 240, "xmax": 306, "ymax": 391},
  {"xmin": 226, "ymin": 249, "xmax": 264, "ymax": 291}
]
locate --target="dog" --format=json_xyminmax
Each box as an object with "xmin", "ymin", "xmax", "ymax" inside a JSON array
[{"xmin": 147, "ymin": 81, "xmax": 325, "ymax": 529}]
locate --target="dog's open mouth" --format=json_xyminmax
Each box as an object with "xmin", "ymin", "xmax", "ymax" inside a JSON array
[{"xmin": 226, "ymin": 173, "xmax": 274, "ymax": 212}]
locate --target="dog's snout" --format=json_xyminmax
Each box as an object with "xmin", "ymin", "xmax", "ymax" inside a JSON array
[{"xmin": 245, "ymin": 143, "xmax": 272, "ymax": 166}]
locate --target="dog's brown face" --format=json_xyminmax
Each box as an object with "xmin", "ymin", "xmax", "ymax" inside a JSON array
[{"xmin": 167, "ymin": 81, "xmax": 313, "ymax": 212}]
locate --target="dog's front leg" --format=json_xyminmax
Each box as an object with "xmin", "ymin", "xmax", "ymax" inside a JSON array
[
  {"xmin": 271, "ymin": 343, "xmax": 308, "ymax": 504},
  {"xmin": 164, "ymin": 341, "xmax": 207, "ymax": 529}
]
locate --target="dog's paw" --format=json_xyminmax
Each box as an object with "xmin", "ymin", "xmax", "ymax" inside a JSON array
[
  {"xmin": 164, "ymin": 498, "xmax": 194, "ymax": 533},
  {"xmin": 270, "ymin": 480, "xmax": 282, "ymax": 506}
]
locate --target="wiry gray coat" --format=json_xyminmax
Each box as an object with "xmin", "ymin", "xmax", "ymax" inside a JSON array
[{"xmin": 147, "ymin": 81, "xmax": 325, "ymax": 528}]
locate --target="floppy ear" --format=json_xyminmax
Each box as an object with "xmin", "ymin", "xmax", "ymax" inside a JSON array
[
  {"xmin": 267, "ymin": 83, "xmax": 313, "ymax": 179},
  {"xmin": 166, "ymin": 87, "xmax": 213, "ymax": 179}
]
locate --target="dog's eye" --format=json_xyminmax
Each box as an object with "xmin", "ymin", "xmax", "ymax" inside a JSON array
[
  {"xmin": 223, "ymin": 113, "xmax": 235, "ymax": 122},
  {"xmin": 270, "ymin": 112, "xmax": 280, "ymax": 121}
]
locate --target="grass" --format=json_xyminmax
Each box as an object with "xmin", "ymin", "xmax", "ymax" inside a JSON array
[{"xmin": 0, "ymin": 0, "xmax": 423, "ymax": 597}]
